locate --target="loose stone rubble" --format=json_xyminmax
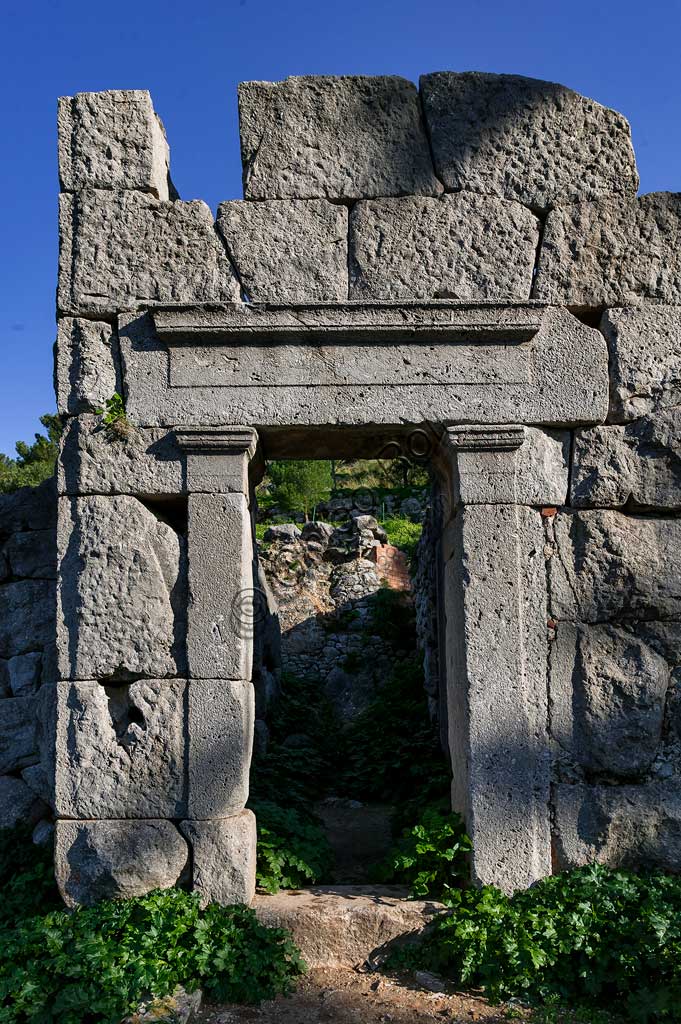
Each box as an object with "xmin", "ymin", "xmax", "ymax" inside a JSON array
[{"xmin": 2, "ymin": 71, "xmax": 679, "ymax": 908}]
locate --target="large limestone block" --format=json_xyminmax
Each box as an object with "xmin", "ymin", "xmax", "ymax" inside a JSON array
[
  {"xmin": 547, "ymin": 510, "xmax": 681, "ymax": 622},
  {"xmin": 550, "ymin": 622, "xmax": 670, "ymax": 779},
  {"xmin": 58, "ymin": 90, "xmax": 173, "ymax": 199},
  {"xmin": 49, "ymin": 679, "xmax": 186, "ymax": 818},
  {"xmin": 349, "ymin": 193, "xmax": 539, "ymax": 301},
  {"xmin": 533, "ymin": 193, "xmax": 681, "ymax": 308},
  {"xmin": 571, "ymin": 410, "xmax": 681, "ymax": 510},
  {"xmin": 216, "ymin": 200, "xmax": 348, "ymax": 303},
  {"xmin": 238, "ymin": 75, "xmax": 442, "ymax": 201},
  {"xmin": 603, "ymin": 306, "xmax": 681, "ymax": 422},
  {"xmin": 58, "ymin": 190, "xmax": 240, "ymax": 317},
  {"xmin": 180, "ymin": 811, "xmax": 256, "ymax": 907},
  {"xmin": 55, "ymin": 819, "xmax": 189, "ymax": 907},
  {"xmin": 553, "ymin": 782, "xmax": 681, "ymax": 872},
  {"xmin": 57, "ymin": 495, "xmax": 185, "ymax": 681},
  {"xmin": 0, "ymin": 479, "xmax": 56, "ymax": 536},
  {"xmin": 420, "ymin": 72, "xmax": 638, "ymax": 213},
  {"xmin": 253, "ymin": 887, "xmax": 445, "ymax": 969},
  {"xmin": 55, "ymin": 318, "xmax": 119, "ymax": 416},
  {"xmin": 0, "ymin": 775, "xmax": 46, "ymax": 830},
  {"xmin": 5, "ymin": 531, "xmax": 56, "ymax": 579},
  {"xmin": 186, "ymin": 679, "xmax": 254, "ymax": 819},
  {"xmin": 0, "ymin": 696, "xmax": 38, "ymax": 773},
  {"xmin": 58, "ymin": 416, "xmax": 183, "ymax": 496},
  {"xmin": 0, "ymin": 580, "xmax": 54, "ymax": 659}
]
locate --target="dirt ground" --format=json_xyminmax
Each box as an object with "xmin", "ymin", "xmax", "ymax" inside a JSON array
[{"xmin": 195, "ymin": 967, "xmax": 531, "ymax": 1024}]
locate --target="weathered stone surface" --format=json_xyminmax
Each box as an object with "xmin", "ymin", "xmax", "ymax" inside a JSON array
[
  {"xmin": 55, "ymin": 819, "xmax": 188, "ymax": 907},
  {"xmin": 550, "ymin": 622, "xmax": 670, "ymax": 779},
  {"xmin": 120, "ymin": 306, "xmax": 608, "ymax": 429},
  {"xmin": 0, "ymin": 580, "xmax": 54, "ymax": 659},
  {"xmin": 180, "ymin": 811, "xmax": 256, "ymax": 907},
  {"xmin": 0, "ymin": 696, "xmax": 37, "ymax": 773},
  {"xmin": 5, "ymin": 531, "xmax": 55, "ymax": 579},
  {"xmin": 253, "ymin": 887, "xmax": 445, "ymax": 968},
  {"xmin": 533, "ymin": 193, "xmax": 681, "ymax": 307},
  {"xmin": 186, "ymin": 494, "xmax": 252, "ymax": 680},
  {"xmin": 186, "ymin": 680, "xmax": 254, "ymax": 818},
  {"xmin": 349, "ymin": 194, "xmax": 539, "ymax": 301},
  {"xmin": 6, "ymin": 652, "xmax": 43, "ymax": 696},
  {"xmin": 442, "ymin": 502, "xmax": 551, "ymax": 892},
  {"xmin": 0, "ymin": 775, "xmax": 46, "ymax": 829},
  {"xmin": 238, "ymin": 75, "xmax": 442, "ymax": 201},
  {"xmin": 58, "ymin": 416, "xmax": 183, "ymax": 496},
  {"xmin": 547, "ymin": 510, "xmax": 681, "ymax": 622},
  {"xmin": 420, "ymin": 72, "xmax": 638, "ymax": 212},
  {"xmin": 22, "ymin": 762, "xmax": 50, "ymax": 804},
  {"xmin": 216, "ymin": 200, "xmax": 348, "ymax": 303},
  {"xmin": 48, "ymin": 679, "xmax": 186, "ymax": 817},
  {"xmin": 553, "ymin": 782, "xmax": 681, "ymax": 872},
  {"xmin": 55, "ymin": 318, "xmax": 120, "ymax": 415},
  {"xmin": 58, "ymin": 90, "xmax": 173, "ymax": 198},
  {"xmin": 57, "ymin": 495, "xmax": 185, "ymax": 681},
  {"xmin": 0, "ymin": 480, "xmax": 55, "ymax": 536},
  {"xmin": 58, "ymin": 190, "xmax": 240, "ymax": 317},
  {"xmin": 603, "ymin": 306, "xmax": 681, "ymax": 422},
  {"xmin": 571, "ymin": 410, "xmax": 681, "ymax": 510}
]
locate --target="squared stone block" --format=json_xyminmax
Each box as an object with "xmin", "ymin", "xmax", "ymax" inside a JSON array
[
  {"xmin": 57, "ymin": 495, "xmax": 185, "ymax": 681},
  {"xmin": 58, "ymin": 191, "xmax": 240, "ymax": 317},
  {"xmin": 187, "ymin": 679, "xmax": 254, "ymax": 818},
  {"xmin": 5, "ymin": 530, "xmax": 56, "ymax": 579},
  {"xmin": 602, "ymin": 306, "xmax": 681, "ymax": 423},
  {"xmin": 420, "ymin": 72, "xmax": 638, "ymax": 212},
  {"xmin": 0, "ymin": 695, "xmax": 38, "ymax": 774},
  {"xmin": 216, "ymin": 199, "xmax": 348, "ymax": 302},
  {"xmin": 349, "ymin": 193, "xmax": 539, "ymax": 301},
  {"xmin": 187, "ymin": 494, "xmax": 252, "ymax": 680},
  {"xmin": 0, "ymin": 580, "xmax": 54, "ymax": 659},
  {"xmin": 55, "ymin": 819, "xmax": 189, "ymax": 907},
  {"xmin": 58, "ymin": 90, "xmax": 172, "ymax": 198},
  {"xmin": 181, "ymin": 811, "xmax": 256, "ymax": 906},
  {"xmin": 238, "ymin": 75, "xmax": 442, "ymax": 201},
  {"xmin": 450, "ymin": 427, "xmax": 570, "ymax": 506},
  {"xmin": 55, "ymin": 318, "xmax": 120, "ymax": 416},
  {"xmin": 48, "ymin": 679, "xmax": 186, "ymax": 818}
]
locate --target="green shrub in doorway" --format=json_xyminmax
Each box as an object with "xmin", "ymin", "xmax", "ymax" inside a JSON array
[
  {"xmin": 251, "ymin": 800, "xmax": 334, "ymax": 893},
  {"xmin": 377, "ymin": 806, "xmax": 472, "ymax": 901}
]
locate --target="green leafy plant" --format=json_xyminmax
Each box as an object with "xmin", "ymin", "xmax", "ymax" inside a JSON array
[
  {"xmin": 396, "ymin": 864, "xmax": 681, "ymax": 1023},
  {"xmin": 0, "ymin": 887, "xmax": 305, "ymax": 1024},
  {"xmin": 0, "ymin": 414, "xmax": 62, "ymax": 493},
  {"xmin": 377, "ymin": 806, "xmax": 472, "ymax": 901},
  {"xmin": 251, "ymin": 800, "xmax": 334, "ymax": 893},
  {"xmin": 382, "ymin": 516, "xmax": 423, "ymax": 563},
  {"xmin": 268, "ymin": 460, "xmax": 333, "ymax": 519},
  {"xmin": 0, "ymin": 826, "xmax": 61, "ymax": 927}
]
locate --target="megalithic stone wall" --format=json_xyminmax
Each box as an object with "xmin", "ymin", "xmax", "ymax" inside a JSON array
[{"xmin": 23, "ymin": 71, "xmax": 681, "ymax": 904}]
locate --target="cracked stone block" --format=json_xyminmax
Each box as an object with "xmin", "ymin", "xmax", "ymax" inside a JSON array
[
  {"xmin": 603, "ymin": 306, "xmax": 681, "ymax": 422},
  {"xmin": 55, "ymin": 819, "xmax": 189, "ymax": 907},
  {"xmin": 0, "ymin": 580, "xmax": 54, "ymax": 659},
  {"xmin": 553, "ymin": 782, "xmax": 681, "ymax": 871},
  {"xmin": 216, "ymin": 199, "xmax": 348, "ymax": 303},
  {"xmin": 57, "ymin": 495, "xmax": 185, "ymax": 681},
  {"xmin": 550, "ymin": 622, "xmax": 670, "ymax": 779},
  {"xmin": 55, "ymin": 318, "xmax": 120, "ymax": 416},
  {"xmin": 349, "ymin": 193, "xmax": 539, "ymax": 301},
  {"xmin": 238, "ymin": 75, "xmax": 442, "ymax": 201},
  {"xmin": 571, "ymin": 410, "xmax": 681, "ymax": 510},
  {"xmin": 0, "ymin": 775, "xmax": 46, "ymax": 830},
  {"xmin": 0, "ymin": 696, "xmax": 38, "ymax": 774},
  {"xmin": 6, "ymin": 652, "xmax": 43, "ymax": 696},
  {"xmin": 48, "ymin": 679, "xmax": 186, "ymax": 818},
  {"xmin": 58, "ymin": 90, "xmax": 173, "ymax": 198},
  {"xmin": 181, "ymin": 811, "xmax": 256, "ymax": 907},
  {"xmin": 547, "ymin": 510, "xmax": 681, "ymax": 622},
  {"xmin": 5, "ymin": 531, "xmax": 55, "ymax": 579},
  {"xmin": 420, "ymin": 72, "xmax": 638, "ymax": 213},
  {"xmin": 533, "ymin": 193, "xmax": 681, "ymax": 308},
  {"xmin": 58, "ymin": 190, "xmax": 240, "ymax": 317},
  {"xmin": 58, "ymin": 416, "xmax": 183, "ymax": 496},
  {"xmin": 187, "ymin": 680, "xmax": 254, "ymax": 818}
]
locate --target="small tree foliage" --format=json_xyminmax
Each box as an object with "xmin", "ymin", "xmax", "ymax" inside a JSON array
[
  {"xmin": 0, "ymin": 414, "xmax": 62, "ymax": 493},
  {"xmin": 268, "ymin": 460, "xmax": 333, "ymax": 519}
]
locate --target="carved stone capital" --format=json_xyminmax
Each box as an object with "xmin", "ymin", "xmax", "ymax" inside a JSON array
[
  {"xmin": 443, "ymin": 424, "xmax": 525, "ymax": 453},
  {"xmin": 175, "ymin": 426, "xmax": 258, "ymax": 458},
  {"xmin": 176, "ymin": 426, "xmax": 259, "ymax": 494},
  {"xmin": 439, "ymin": 424, "xmax": 525, "ymax": 508}
]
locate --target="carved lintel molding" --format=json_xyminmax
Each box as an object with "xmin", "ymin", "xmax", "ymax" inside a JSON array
[
  {"xmin": 438, "ymin": 425, "xmax": 526, "ymax": 512},
  {"xmin": 175, "ymin": 426, "xmax": 258, "ymax": 459},
  {"xmin": 175, "ymin": 426, "xmax": 259, "ymax": 495},
  {"xmin": 443, "ymin": 424, "xmax": 525, "ymax": 453}
]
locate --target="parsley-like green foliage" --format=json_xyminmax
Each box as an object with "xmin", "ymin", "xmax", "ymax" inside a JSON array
[
  {"xmin": 376, "ymin": 806, "xmax": 472, "ymax": 901},
  {"xmin": 0, "ymin": 887, "xmax": 305, "ymax": 1024},
  {"xmin": 0, "ymin": 414, "xmax": 62, "ymax": 493},
  {"xmin": 0, "ymin": 826, "xmax": 61, "ymax": 927},
  {"xmin": 250, "ymin": 800, "xmax": 335, "ymax": 894},
  {"xmin": 396, "ymin": 864, "xmax": 681, "ymax": 1023},
  {"xmin": 95, "ymin": 392, "xmax": 126, "ymax": 426}
]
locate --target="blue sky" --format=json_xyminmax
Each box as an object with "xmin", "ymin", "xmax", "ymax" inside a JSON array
[{"xmin": 0, "ymin": 0, "xmax": 679, "ymax": 457}]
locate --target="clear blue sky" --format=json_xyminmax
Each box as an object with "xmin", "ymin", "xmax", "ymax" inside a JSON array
[{"xmin": 0, "ymin": 0, "xmax": 679, "ymax": 457}]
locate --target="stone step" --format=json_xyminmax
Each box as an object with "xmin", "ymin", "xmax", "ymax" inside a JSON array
[{"xmin": 252, "ymin": 886, "xmax": 445, "ymax": 969}]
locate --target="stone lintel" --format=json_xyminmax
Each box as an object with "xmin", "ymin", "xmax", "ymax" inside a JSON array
[{"xmin": 176, "ymin": 427, "xmax": 259, "ymax": 495}]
